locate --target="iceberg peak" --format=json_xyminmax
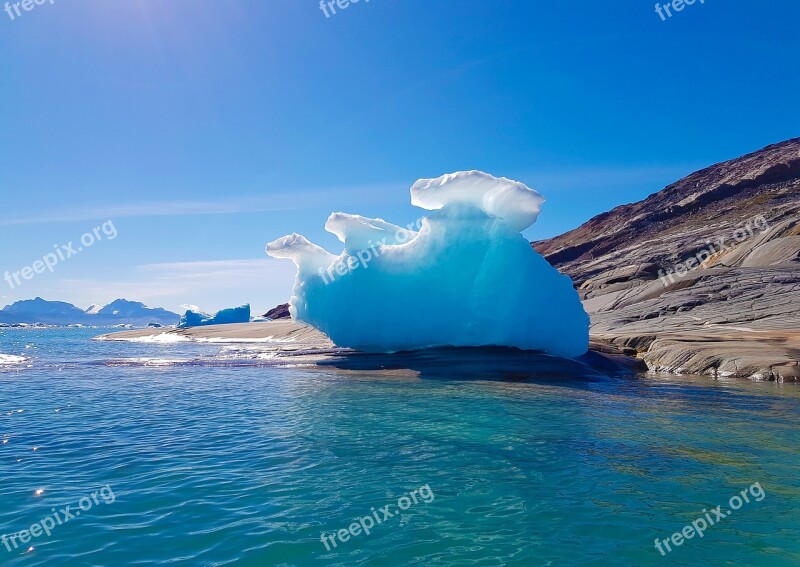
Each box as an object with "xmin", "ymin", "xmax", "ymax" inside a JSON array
[
  {"xmin": 325, "ymin": 213, "xmax": 415, "ymax": 254},
  {"xmin": 266, "ymin": 233, "xmax": 337, "ymax": 276},
  {"xmin": 410, "ymin": 170, "xmax": 545, "ymax": 232}
]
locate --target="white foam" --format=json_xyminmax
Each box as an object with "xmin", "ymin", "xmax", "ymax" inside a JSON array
[
  {"xmin": 103, "ymin": 333, "xmax": 190, "ymax": 344},
  {"xmin": 105, "ymin": 357, "xmax": 188, "ymax": 367},
  {"xmin": 195, "ymin": 336, "xmax": 298, "ymax": 344}
]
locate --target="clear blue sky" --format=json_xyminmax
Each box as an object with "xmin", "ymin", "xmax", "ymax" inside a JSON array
[{"xmin": 1, "ymin": 0, "xmax": 798, "ymax": 313}]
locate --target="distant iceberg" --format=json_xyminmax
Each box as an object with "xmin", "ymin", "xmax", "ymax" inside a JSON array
[
  {"xmin": 178, "ymin": 304, "xmax": 251, "ymax": 328},
  {"xmin": 266, "ymin": 171, "xmax": 589, "ymax": 357}
]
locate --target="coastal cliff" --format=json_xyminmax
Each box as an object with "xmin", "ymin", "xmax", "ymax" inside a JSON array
[{"xmin": 534, "ymin": 138, "xmax": 800, "ymax": 380}]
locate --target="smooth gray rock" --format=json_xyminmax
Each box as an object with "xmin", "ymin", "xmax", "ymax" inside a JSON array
[{"xmin": 534, "ymin": 138, "xmax": 800, "ymax": 380}]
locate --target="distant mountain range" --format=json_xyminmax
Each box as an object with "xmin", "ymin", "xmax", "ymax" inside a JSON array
[{"xmin": 0, "ymin": 298, "xmax": 180, "ymax": 327}]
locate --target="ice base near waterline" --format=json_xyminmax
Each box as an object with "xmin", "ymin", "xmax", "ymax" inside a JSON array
[{"xmin": 266, "ymin": 171, "xmax": 589, "ymax": 357}]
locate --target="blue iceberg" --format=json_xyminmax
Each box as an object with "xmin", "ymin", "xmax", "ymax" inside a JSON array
[
  {"xmin": 178, "ymin": 304, "xmax": 251, "ymax": 328},
  {"xmin": 266, "ymin": 171, "xmax": 589, "ymax": 357}
]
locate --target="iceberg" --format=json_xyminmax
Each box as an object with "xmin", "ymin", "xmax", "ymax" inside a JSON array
[
  {"xmin": 178, "ymin": 304, "xmax": 251, "ymax": 328},
  {"xmin": 266, "ymin": 171, "xmax": 589, "ymax": 357}
]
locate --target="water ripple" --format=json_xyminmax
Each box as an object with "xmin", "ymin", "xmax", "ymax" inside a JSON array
[{"xmin": 1, "ymin": 329, "xmax": 799, "ymax": 565}]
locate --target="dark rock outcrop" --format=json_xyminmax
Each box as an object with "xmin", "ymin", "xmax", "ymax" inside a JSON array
[
  {"xmin": 534, "ymin": 138, "xmax": 800, "ymax": 380},
  {"xmin": 264, "ymin": 303, "xmax": 291, "ymax": 320}
]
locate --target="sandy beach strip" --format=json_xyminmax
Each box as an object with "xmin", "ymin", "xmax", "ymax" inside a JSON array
[{"xmin": 95, "ymin": 320, "xmax": 336, "ymax": 350}]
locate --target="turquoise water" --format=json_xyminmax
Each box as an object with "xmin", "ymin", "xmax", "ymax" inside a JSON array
[{"xmin": 1, "ymin": 328, "xmax": 799, "ymax": 566}]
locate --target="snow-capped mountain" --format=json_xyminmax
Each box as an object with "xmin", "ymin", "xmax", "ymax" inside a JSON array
[
  {"xmin": 85, "ymin": 304, "xmax": 103, "ymax": 315},
  {"xmin": 0, "ymin": 298, "xmax": 180, "ymax": 326}
]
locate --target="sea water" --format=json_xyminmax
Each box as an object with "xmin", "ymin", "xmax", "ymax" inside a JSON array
[{"xmin": 1, "ymin": 328, "xmax": 799, "ymax": 566}]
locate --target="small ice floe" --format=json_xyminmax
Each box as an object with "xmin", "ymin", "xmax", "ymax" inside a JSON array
[
  {"xmin": 217, "ymin": 345, "xmax": 280, "ymax": 361},
  {"xmin": 195, "ymin": 336, "xmax": 297, "ymax": 344},
  {"xmin": 102, "ymin": 357, "xmax": 189, "ymax": 367},
  {"xmin": 99, "ymin": 333, "xmax": 189, "ymax": 343},
  {"xmin": 0, "ymin": 354, "xmax": 27, "ymax": 365}
]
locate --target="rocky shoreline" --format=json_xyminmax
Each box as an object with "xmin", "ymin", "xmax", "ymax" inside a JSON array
[
  {"xmin": 535, "ymin": 138, "xmax": 800, "ymax": 381},
  {"xmin": 96, "ymin": 321, "xmax": 649, "ymax": 378}
]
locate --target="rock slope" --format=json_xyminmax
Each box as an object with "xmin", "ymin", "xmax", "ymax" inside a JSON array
[{"xmin": 534, "ymin": 138, "xmax": 800, "ymax": 380}]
